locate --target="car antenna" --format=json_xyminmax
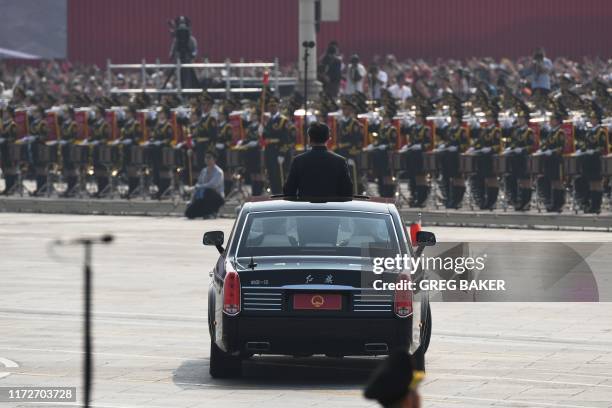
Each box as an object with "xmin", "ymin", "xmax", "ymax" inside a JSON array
[{"xmin": 248, "ymin": 255, "xmax": 258, "ymax": 270}]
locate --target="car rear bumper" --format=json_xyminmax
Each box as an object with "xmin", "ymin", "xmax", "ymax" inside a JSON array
[{"xmin": 220, "ymin": 315, "xmax": 412, "ymax": 356}]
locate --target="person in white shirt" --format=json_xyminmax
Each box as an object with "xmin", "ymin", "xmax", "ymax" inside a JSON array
[
  {"xmin": 368, "ymin": 65, "xmax": 388, "ymax": 100},
  {"xmin": 344, "ymin": 54, "xmax": 366, "ymax": 95},
  {"xmin": 185, "ymin": 152, "xmax": 225, "ymax": 219},
  {"xmin": 388, "ymin": 73, "xmax": 413, "ymax": 102}
]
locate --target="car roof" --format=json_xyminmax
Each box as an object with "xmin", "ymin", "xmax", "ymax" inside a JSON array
[{"xmin": 241, "ymin": 198, "xmax": 395, "ymax": 214}]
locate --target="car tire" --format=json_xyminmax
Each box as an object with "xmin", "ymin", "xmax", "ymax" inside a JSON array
[
  {"xmin": 420, "ymin": 303, "xmax": 432, "ymax": 354},
  {"xmin": 209, "ymin": 341, "xmax": 242, "ymax": 378}
]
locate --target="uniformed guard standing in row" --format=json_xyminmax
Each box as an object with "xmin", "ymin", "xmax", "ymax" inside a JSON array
[
  {"xmin": 403, "ymin": 107, "xmax": 432, "ymax": 207},
  {"xmin": 118, "ymin": 104, "xmax": 142, "ymax": 195},
  {"xmin": 470, "ymin": 106, "xmax": 501, "ymax": 210},
  {"xmin": 262, "ymin": 96, "xmax": 295, "ymax": 195},
  {"xmin": 60, "ymin": 106, "xmax": 78, "ymax": 195},
  {"xmin": 437, "ymin": 107, "xmax": 469, "ymax": 208},
  {"xmin": 30, "ymin": 105, "xmax": 49, "ymax": 196},
  {"xmin": 149, "ymin": 105, "xmax": 173, "ymax": 198},
  {"xmin": 215, "ymin": 104, "xmax": 235, "ymax": 194},
  {"xmin": 90, "ymin": 105, "xmax": 110, "ymax": 196},
  {"xmin": 538, "ymin": 108, "xmax": 567, "ymax": 212},
  {"xmin": 506, "ymin": 105, "xmax": 536, "ymax": 210},
  {"xmin": 578, "ymin": 101, "xmax": 608, "ymax": 213},
  {"xmin": 240, "ymin": 112, "xmax": 264, "ymax": 196},
  {"xmin": 0, "ymin": 105, "xmax": 18, "ymax": 194},
  {"xmin": 371, "ymin": 109, "xmax": 397, "ymax": 198},
  {"xmin": 193, "ymin": 92, "xmax": 217, "ymax": 173},
  {"xmin": 336, "ymin": 98, "xmax": 364, "ymax": 195}
]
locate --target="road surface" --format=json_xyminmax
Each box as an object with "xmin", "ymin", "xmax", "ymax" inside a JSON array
[{"xmin": 1, "ymin": 214, "xmax": 612, "ymax": 407}]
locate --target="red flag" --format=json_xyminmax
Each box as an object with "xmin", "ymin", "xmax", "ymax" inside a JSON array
[{"xmin": 263, "ymin": 70, "xmax": 270, "ymax": 85}]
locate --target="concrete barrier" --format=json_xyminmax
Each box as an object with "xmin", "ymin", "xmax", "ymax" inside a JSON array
[{"xmin": 1, "ymin": 197, "xmax": 611, "ymax": 230}]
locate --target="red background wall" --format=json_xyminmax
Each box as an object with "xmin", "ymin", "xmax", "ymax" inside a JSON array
[{"xmin": 68, "ymin": 0, "xmax": 612, "ymax": 66}]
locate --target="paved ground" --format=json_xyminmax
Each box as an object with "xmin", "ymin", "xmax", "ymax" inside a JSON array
[{"xmin": 1, "ymin": 214, "xmax": 612, "ymax": 407}]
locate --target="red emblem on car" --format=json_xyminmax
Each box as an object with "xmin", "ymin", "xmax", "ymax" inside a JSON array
[{"xmin": 311, "ymin": 295, "xmax": 325, "ymax": 308}]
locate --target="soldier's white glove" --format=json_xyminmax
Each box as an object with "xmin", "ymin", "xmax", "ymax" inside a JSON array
[
  {"xmin": 411, "ymin": 144, "xmax": 422, "ymax": 150},
  {"xmin": 587, "ymin": 149, "xmax": 595, "ymax": 155},
  {"xmin": 247, "ymin": 140, "xmax": 258, "ymax": 148},
  {"xmin": 365, "ymin": 144, "xmax": 375, "ymax": 151},
  {"xmin": 399, "ymin": 145, "xmax": 409, "ymax": 153},
  {"xmin": 514, "ymin": 147, "xmax": 522, "ymax": 153},
  {"xmin": 277, "ymin": 156, "xmax": 285, "ymax": 165},
  {"xmin": 466, "ymin": 147, "xmax": 475, "ymax": 153},
  {"xmin": 258, "ymin": 124, "xmax": 264, "ymax": 136},
  {"xmin": 19, "ymin": 136, "xmax": 36, "ymax": 143},
  {"xmin": 377, "ymin": 144, "xmax": 387, "ymax": 150},
  {"xmin": 216, "ymin": 143, "xmax": 225, "ymax": 150},
  {"xmin": 544, "ymin": 149, "xmax": 552, "ymax": 156},
  {"xmin": 448, "ymin": 145, "xmax": 458, "ymax": 152},
  {"xmin": 482, "ymin": 147, "xmax": 492, "ymax": 154}
]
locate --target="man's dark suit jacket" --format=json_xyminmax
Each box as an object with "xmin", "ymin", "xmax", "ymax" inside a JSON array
[{"xmin": 283, "ymin": 145, "xmax": 353, "ymax": 197}]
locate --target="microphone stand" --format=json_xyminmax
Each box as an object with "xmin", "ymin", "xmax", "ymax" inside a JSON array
[
  {"xmin": 83, "ymin": 240, "xmax": 93, "ymax": 408},
  {"xmin": 53, "ymin": 235, "xmax": 113, "ymax": 408}
]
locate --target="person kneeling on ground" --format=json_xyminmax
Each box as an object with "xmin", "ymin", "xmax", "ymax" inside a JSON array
[{"xmin": 185, "ymin": 152, "xmax": 225, "ymax": 219}]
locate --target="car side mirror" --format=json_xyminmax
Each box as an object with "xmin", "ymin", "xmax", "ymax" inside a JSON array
[
  {"xmin": 203, "ymin": 231, "xmax": 225, "ymax": 254},
  {"xmin": 416, "ymin": 231, "xmax": 436, "ymax": 247}
]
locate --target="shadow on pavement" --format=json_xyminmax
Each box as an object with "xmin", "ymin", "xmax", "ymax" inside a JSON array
[{"xmin": 173, "ymin": 355, "xmax": 380, "ymax": 390}]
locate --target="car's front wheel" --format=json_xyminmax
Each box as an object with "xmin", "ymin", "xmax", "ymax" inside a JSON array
[{"xmin": 209, "ymin": 341, "xmax": 242, "ymax": 378}]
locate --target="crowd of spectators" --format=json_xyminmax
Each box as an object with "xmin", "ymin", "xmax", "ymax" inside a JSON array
[{"xmin": 1, "ymin": 47, "xmax": 610, "ymax": 112}]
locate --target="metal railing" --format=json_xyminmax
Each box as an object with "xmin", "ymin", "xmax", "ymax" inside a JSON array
[{"xmin": 106, "ymin": 58, "xmax": 295, "ymax": 97}]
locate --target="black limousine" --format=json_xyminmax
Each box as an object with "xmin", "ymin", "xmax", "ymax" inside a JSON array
[{"xmin": 203, "ymin": 197, "xmax": 435, "ymax": 378}]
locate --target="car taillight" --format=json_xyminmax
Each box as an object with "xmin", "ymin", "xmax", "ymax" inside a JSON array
[
  {"xmin": 394, "ymin": 273, "xmax": 413, "ymax": 318},
  {"xmin": 223, "ymin": 263, "xmax": 241, "ymax": 316}
]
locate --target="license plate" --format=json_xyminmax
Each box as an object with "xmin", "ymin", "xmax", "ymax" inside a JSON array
[{"xmin": 293, "ymin": 293, "xmax": 342, "ymax": 310}]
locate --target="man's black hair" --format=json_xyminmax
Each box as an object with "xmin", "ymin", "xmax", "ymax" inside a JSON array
[
  {"xmin": 205, "ymin": 151, "xmax": 217, "ymax": 160},
  {"xmin": 307, "ymin": 122, "xmax": 330, "ymax": 144}
]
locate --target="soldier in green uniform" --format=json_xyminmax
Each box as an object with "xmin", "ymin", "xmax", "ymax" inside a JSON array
[
  {"xmin": 118, "ymin": 104, "xmax": 142, "ymax": 195},
  {"xmin": 29, "ymin": 105, "xmax": 50, "ymax": 195},
  {"xmin": 60, "ymin": 106, "xmax": 79, "ymax": 195},
  {"xmin": 370, "ymin": 109, "xmax": 397, "ymax": 197},
  {"xmin": 0, "ymin": 105, "xmax": 18, "ymax": 194},
  {"xmin": 89, "ymin": 105, "xmax": 111, "ymax": 195},
  {"xmin": 216, "ymin": 103, "xmax": 235, "ymax": 194},
  {"xmin": 403, "ymin": 107, "xmax": 433, "ymax": 207},
  {"xmin": 470, "ymin": 106, "xmax": 501, "ymax": 210},
  {"xmin": 437, "ymin": 107, "xmax": 469, "ymax": 208},
  {"xmin": 538, "ymin": 108, "xmax": 567, "ymax": 212},
  {"xmin": 579, "ymin": 101, "xmax": 608, "ymax": 213},
  {"xmin": 239, "ymin": 110, "xmax": 264, "ymax": 196},
  {"xmin": 262, "ymin": 96, "xmax": 295, "ymax": 194},
  {"xmin": 336, "ymin": 98, "xmax": 364, "ymax": 194},
  {"xmin": 149, "ymin": 105, "xmax": 174, "ymax": 198},
  {"xmin": 193, "ymin": 92, "xmax": 217, "ymax": 173},
  {"xmin": 506, "ymin": 105, "xmax": 536, "ymax": 210}
]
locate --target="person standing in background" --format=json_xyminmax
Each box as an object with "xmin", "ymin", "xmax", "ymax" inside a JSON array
[
  {"xmin": 344, "ymin": 54, "xmax": 366, "ymax": 96},
  {"xmin": 318, "ymin": 42, "xmax": 342, "ymax": 98}
]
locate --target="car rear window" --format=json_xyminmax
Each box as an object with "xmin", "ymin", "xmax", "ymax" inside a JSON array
[{"xmin": 237, "ymin": 211, "xmax": 399, "ymax": 257}]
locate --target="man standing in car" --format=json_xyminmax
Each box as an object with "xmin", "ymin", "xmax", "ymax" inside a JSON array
[{"xmin": 283, "ymin": 122, "xmax": 353, "ymax": 198}]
